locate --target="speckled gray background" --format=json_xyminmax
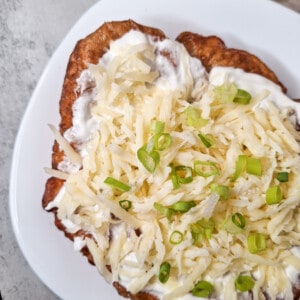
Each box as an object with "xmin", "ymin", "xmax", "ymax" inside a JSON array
[{"xmin": 0, "ymin": 1, "xmax": 299, "ymax": 300}]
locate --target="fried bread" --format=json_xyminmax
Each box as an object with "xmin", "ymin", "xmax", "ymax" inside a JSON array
[{"xmin": 42, "ymin": 20, "xmax": 300, "ymax": 300}]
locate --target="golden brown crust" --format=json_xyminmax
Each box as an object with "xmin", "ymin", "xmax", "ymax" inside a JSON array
[
  {"xmin": 42, "ymin": 19, "xmax": 166, "ymax": 300},
  {"xmin": 176, "ymin": 31, "xmax": 287, "ymax": 93},
  {"xmin": 113, "ymin": 282, "xmax": 159, "ymax": 300},
  {"xmin": 42, "ymin": 20, "xmax": 296, "ymax": 300}
]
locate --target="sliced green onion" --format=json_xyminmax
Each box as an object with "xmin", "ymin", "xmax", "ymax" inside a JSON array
[
  {"xmin": 151, "ymin": 133, "xmax": 172, "ymax": 151},
  {"xmin": 194, "ymin": 160, "xmax": 219, "ymax": 177},
  {"xmin": 169, "ymin": 230, "xmax": 183, "ymax": 245},
  {"xmin": 235, "ymin": 275, "xmax": 255, "ymax": 292},
  {"xmin": 210, "ymin": 183, "xmax": 229, "ymax": 200},
  {"xmin": 232, "ymin": 213, "xmax": 246, "ymax": 229},
  {"xmin": 191, "ymin": 218, "xmax": 215, "ymax": 244},
  {"xmin": 158, "ymin": 262, "xmax": 171, "ymax": 284},
  {"xmin": 233, "ymin": 89, "xmax": 252, "ymax": 105},
  {"xmin": 170, "ymin": 164, "xmax": 180, "ymax": 190},
  {"xmin": 119, "ymin": 200, "xmax": 132, "ymax": 211},
  {"xmin": 192, "ymin": 280, "xmax": 214, "ymax": 298},
  {"xmin": 277, "ymin": 172, "xmax": 289, "ymax": 182},
  {"xmin": 104, "ymin": 177, "xmax": 131, "ymax": 192},
  {"xmin": 214, "ymin": 82, "xmax": 251, "ymax": 105},
  {"xmin": 154, "ymin": 202, "xmax": 175, "ymax": 221},
  {"xmin": 190, "ymin": 224, "xmax": 204, "ymax": 245},
  {"xmin": 150, "ymin": 120, "xmax": 165, "ymax": 134},
  {"xmin": 213, "ymin": 82, "xmax": 238, "ymax": 103},
  {"xmin": 231, "ymin": 155, "xmax": 247, "ymax": 182},
  {"xmin": 185, "ymin": 106, "xmax": 209, "ymax": 128},
  {"xmin": 246, "ymin": 157, "xmax": 262, "ymax": 176},
  {"xmin": 175, "ymin": 165, "xmax": 193, "ymax": 184},
  {"xmin": 137, "ymin": 145, "xmax": 160, "ymax": 173},
  {"xmin": 198, "ymin": 132, "xmax": 214, "ymax": 148},
  {"xmin": 171, "ymin": 201, "xmax": 196, "ymax": 213},
  {"xmin": 222, "ymin": 214, "xmax": 245, "ymax": 234},
  {"xmin": 266, "ymin": 186, "xmax": 282, "ymax": 205},
  {"xmin": 247, "ymin": 232, "xmax": 266, "ymax": 254}
]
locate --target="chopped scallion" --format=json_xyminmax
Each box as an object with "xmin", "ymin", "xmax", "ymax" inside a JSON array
[
  {"xmin": 247, "ymin": 232, "xmax": 266, "ymax": 254},
  {"xmin": 266, "ymin": 186, "xmax": 282, "ymax": 205},
  {"xmin": 104, "ymin": 177, "xmax": 131, "ymax": 192},
  {"xmin": 232, "ymin": 155, "xmax": 262, "ymax": 181},
  {"xmin": 232, "ymin": 213, "xmax": 246, "ymax": 229},
  {"xmin": 194, "ymin": 160, "xmax": 219, "ymax": 177},
  {"xmin": 137, "ymin": 145, "xmax": 160, "ymax": 173},
  {"xmin": 171, "ymin": 201, "xmax": 196, "ymax": 213},
  {"xmin": 235, "ymin": 275, "xmax": 255, "ymax": 292},
  {"xmin": 185, "ymin": 106, "xmax": 209, "ymax": 128},
  {"xmin": 222, "ymin": 213, "xmax": 246, "ymax": 234},
  {"xmin": 119, "ymin": 200, "xmax": 132, "ymax": 211},
  {"xmin": 175, "ymin": 165, "xmax": 193, "ymax": 184},
  {"xmin": 233, "ymin": 89, "xmax": 252, "ymax": 105},
  {"xmin": 192, "ymin": 280, "xmax": 214, "ymax": 298},
  {"xmin": 246, "ymin": 157, "xmax": 262, "ymax": 176},
  {"xmin": 169, "ymin": 230, "xmax": 183, "ymax": 245},
  {"xmin": 213, "ymin": 82, "xmax": 238, "ymax": 103},
  {"xmin": 210, "ymin": 183, "xmax": 229, "ymax": 200},
  {"xmin": 150, "ymin": 120, "xmax": 165, "ymax": 134},
  {"xmin": 277, "ymin": 172, "xmax": 289, "ymax": 183},
  {"xmin": 170, "ymin": 164, "xmax": 180, "ymax": 190},
  {"xmin": 153, "ymin": 202, "xmax": 175, "ymax": 221},
  {"xmin": 191, "ymin": 218, "xmax": 215, "ymax": 244},
  {"xmin": 231, "ymin": 155, "xmax": 247, "ymax": 182},
  {"xmin": 198, "ymin": 132, "xmax": 214, "ymax": 148},
  {"xmin": 151, "ymin": 133, "xmax": 172, "ymax": 151},
  {"xmin": 214, "ymin": 82, "xmax": 251, "ymax": 105},
  {"xmin": 158, "ymin": 262, "xmax": 171, "ymax": 284}
]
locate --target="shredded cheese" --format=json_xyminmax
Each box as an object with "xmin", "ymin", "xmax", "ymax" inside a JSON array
[{"xmin": 47, "ymin": 30, "xmax": 300, "ymax": 299}]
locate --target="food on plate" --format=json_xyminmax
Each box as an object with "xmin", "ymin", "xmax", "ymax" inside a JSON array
[{"xmin": 42, "ymin": 20, "xmax": 300, "ymax": 300}]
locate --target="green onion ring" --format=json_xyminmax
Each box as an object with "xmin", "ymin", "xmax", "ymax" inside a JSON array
[
  {"xmin": 235, "ymin": 275, "xmax": 255, "ymax": 292},
  {"xmin": 104, "ymin": 177, "xmax": 131, "ymax": 192},
  {"xmin": 174, "ymin": 165, "xmax": 193, "ymax": 184},
  {"xmin": 247, "ymin": 232, "xmax": 266, "ymax": 254},
  {"xmin": 185, "ymin": 106, "xmax": 209, "ymax": 128},
  {"xmin": 266, "ymin": 186, "xmax": 282, "ymax": 205},
  {"xmin": 151, "ymin": 133, "xmax": 172, "ymax": 151},
  {"xmin": 169, "ymin": 230, "xmax": 183, "ymax": 245},
  {"xmin": 119, "ymin": 200, "xmax": 132, "ymax": 211},
  {"xmin": 171, "ymin": 201, "xmax": 196, "ymax": 213},
  {"xmin": 210, "ymin": 183, "xmax": 229, "ymax": 200},
  {"xmin": 231, "ymin": 155, "xmax": 247, "ymax": 182},
  {"xmin": 153, "ymin": 202, "xmax": 175, "ymax": 221},
  {"xmin": 150, "ymin": 120, "xmax": 165, "ymax": 134},
  {"xmin": 277, "ymin": 171, "xmax": 289, "ymax": 182},
  {"xmin": 198, "ymin": 132, "xmax": 214, "ymax": 148},
  {"xmin": 194, "ymin": 160, "xmax": 219, "ymax": 177},
  {"xmin": 233, "ymin": 89, "xmax": 252, "ymax": 105},
  {"xmin": 158, "ymin": 262, "xmax": 171, "ymax": 284},
  {"xmin": 232, "ymin": 213, "xmax": 246, "ymax": 229},
  {"xmin": 137, "ymin": 145, "xmax": 160, "ymax": 173},
  {"xmin": 191, "ymin": 280, "xmax": 214, "ymax": 297},
  {"xmin": 246, "ymin": 157, "xmax": 262, "ymax": 176}
]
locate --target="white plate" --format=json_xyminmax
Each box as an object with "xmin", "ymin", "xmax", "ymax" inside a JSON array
[{"xmin": 9, "ymin": 0, "xmax": 300, "ymax": 299}]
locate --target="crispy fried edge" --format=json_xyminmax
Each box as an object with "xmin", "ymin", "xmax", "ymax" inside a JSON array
[
  {"xmin": 42, "ymin": 19, "xmax": 165, "ymax": 300},
  {"xmin": 176, "ymin": 31, "xmax": 287, "ymax": 93}
]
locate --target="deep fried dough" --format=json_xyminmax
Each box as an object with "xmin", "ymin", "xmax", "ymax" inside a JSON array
[
  {"xmin": 42, "ymin": 20, "xmax": 298, "ymax": 300},
  {"xmin": 176, "ymin": 31, "xmax": 287, "ymax": 93}
]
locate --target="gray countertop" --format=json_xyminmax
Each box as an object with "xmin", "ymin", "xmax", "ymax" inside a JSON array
[{"xmin": 1, "ymin": 1, "xmax": 299, "ymax": 299}]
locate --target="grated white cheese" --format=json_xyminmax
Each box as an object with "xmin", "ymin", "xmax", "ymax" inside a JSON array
[{"xmin": 47, "ymin": 30, "xmax": 300, "ymax": 299}]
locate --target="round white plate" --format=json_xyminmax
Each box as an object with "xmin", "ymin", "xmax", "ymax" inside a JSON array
[{"xmin": 10, "ymin": 0, "xmax": 300, "ymax": 299}]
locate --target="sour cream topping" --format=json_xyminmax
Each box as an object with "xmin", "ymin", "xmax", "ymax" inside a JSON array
[{"xmin": 48, "ymin": 30, "xmax": 300, "ymax": 300}]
